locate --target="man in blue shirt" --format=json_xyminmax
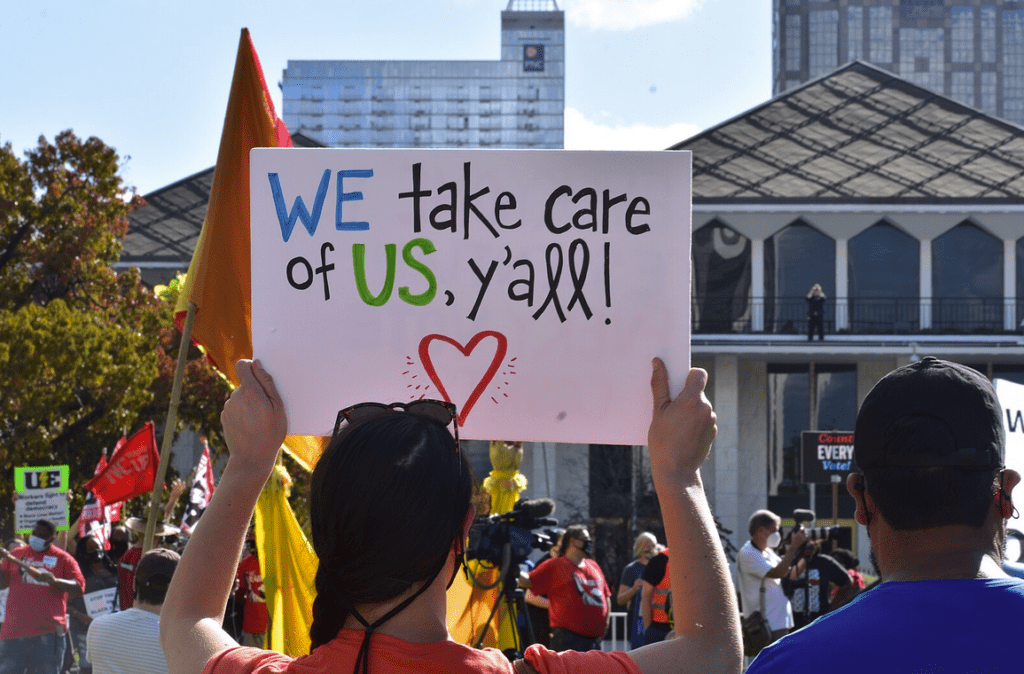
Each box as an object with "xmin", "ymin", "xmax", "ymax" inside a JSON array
[{"xmin": 748, "ymin": 357, "xmax": 1024, "ymax": 673}]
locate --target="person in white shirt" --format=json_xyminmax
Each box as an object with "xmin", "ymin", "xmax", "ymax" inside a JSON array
[
  {"xmin": 87, "ymin": 548, "xmax": 179, "ymax": 674},
  {"xmin": 735, "ymin": 510, "xmax": 806, "ymax": 643}
]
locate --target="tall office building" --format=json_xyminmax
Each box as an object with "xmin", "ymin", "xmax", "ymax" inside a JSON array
[
  {"xmin": 280, "ymin": 1, "xmax": 564, "ymax": 149},
  {"xmin": 773, "ymin": 0, "xmax": 1024, "ymax": 125}
]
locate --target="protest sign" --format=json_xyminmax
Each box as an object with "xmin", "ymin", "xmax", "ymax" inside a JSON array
[
  {"xmin": 994, "ymin": 379, "xmax": 1024, "ymax": 527},
  {"xmin": 801, "ymin": 431, "xmax": 854, "ymax": 484},
  {"xmin": 14, "ymin": 466, "xmax": 70, "ymax": 534},
  {"xmin": 84, "ymin": 587, "xmax": 118, "ymax": 619},
  {"xmin": 251, "ymin": 149, "xmax": 691, "ymax": 444}
]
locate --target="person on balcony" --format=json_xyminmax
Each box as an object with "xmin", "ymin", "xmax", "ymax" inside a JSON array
[{"xmin": 806, "ymin": 284, "xmax": 826, "ymax": 341}]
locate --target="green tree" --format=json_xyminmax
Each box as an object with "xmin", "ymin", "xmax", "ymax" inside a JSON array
[{"xmin": 0, "ymin": 131, "xmax": 231, "ymax": 538}]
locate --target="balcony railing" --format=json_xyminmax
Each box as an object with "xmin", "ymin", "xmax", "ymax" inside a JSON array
[{"xmin": 692, "ymin": 296, "xmax": 1021, "ymax": 335}]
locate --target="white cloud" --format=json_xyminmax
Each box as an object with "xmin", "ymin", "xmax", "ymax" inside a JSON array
[
  {"xmin": 563, "ymin": 107, "xmax": 700, "ymax": 151},
  {"xmin": 565, "ymin": 0, "xmax": 705, "ymax": 31}
]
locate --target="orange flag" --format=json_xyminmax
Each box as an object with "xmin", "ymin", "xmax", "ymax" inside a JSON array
[{"xmin": 175, "ymin": 29, "xmax": 326, "ymax": 470}]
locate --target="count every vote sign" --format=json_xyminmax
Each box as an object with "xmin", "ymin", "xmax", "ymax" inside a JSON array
[{"xmin": 251, "ymin": 149, "xmax": 691, "ymax": 445}]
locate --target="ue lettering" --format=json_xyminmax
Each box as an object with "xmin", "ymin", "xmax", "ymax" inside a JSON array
[
  {"xmin": 268, "ymin": 169, "xmax": 375, "ymax": 242},
  {"xmin": 821, "ymin": 460, "xmax": 852, "ymax": 471}
]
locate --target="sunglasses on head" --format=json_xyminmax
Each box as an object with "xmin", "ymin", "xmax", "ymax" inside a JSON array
[{"xmin": 333, "ymin": 400, "xmax": 460, "ymax": 458}]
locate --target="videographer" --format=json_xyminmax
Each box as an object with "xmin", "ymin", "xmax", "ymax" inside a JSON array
[
  {"xmin": 161, "ymin": 358, "xmax": 741, "ymax": 674},
  {"xmin": 736, "ymin": 510, "xmax": 806, "ymax": 644},
  {"xmin": 784, "ymin": 532, "xmax": 852, "ymax": 629}
]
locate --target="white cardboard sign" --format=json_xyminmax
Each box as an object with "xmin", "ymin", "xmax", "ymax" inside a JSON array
[
  {"xmin": 251, "ymin": 149, "xmax": 691, "ymax": 444},
  {"xmin": 995, "ymin": 378, "xmax": 1024, "ymax": 510}
]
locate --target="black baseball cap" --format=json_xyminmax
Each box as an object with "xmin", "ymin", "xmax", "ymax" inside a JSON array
[{"xmin": 854, "ymin": 357, "xmax": 1004, "ymax": 471}]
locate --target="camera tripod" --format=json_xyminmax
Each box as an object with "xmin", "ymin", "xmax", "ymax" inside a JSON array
[{"xmin": 469, "ymin": 543, "xmax": 537, "ymax": 659}]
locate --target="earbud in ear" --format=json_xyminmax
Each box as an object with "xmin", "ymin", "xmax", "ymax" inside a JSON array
[
  {"xmin": 998, "ymin": 490, "xmax": 1014, "ymax": 519},
  {"xmin": 853, "ymin": 481, "xmax": 865, "ymax": 492}
]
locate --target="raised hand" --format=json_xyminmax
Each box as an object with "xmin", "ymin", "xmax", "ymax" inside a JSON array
[
  {"xmin": 647, "ymin": 358, "xmax": 718, "ymax": 477},
  {"xmin": 221, "ymin": 360, "xmax": 288, "ymax": 476}
]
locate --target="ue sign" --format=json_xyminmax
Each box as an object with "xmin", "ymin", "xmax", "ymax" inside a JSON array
[{"xmin": 801, "ymin": 431, "xmax": 855, "ymax": 484}]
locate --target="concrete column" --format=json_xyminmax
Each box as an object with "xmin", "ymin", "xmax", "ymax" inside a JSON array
[
  {"xmin": 1005, "ymin": 239, "xmax": 1016, "ymax": 331},
  {"xmin": 920, "ymin": 239, "xmax": 932, "ymax": 330},
  {"xmin": 712, "ymin": 355, "xmax": 740, "ymax": 546},
  {"xmin": 527, "ymin": 442, "xmax": 558, "ymax": 500},
  {"xmin": 836, "ymin": 238, "xmax": 848, "ymax": 331},
  {"xmin": 751, "ymin": 239, "xmax": 765, "ymax": 332}
]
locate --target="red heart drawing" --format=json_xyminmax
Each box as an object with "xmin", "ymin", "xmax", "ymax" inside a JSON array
[{"xmin": 418, "ymin": 331, "xmax": 508, "ymax": 426}]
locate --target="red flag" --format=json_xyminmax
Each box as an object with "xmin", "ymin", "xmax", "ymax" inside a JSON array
[
  {"xmin": 84, "ymin": 423, "xmax": 160, "ymax": 505},
  {"xmin": 180, "ymin": 438, "xmax": 216, "ymax": 533}
]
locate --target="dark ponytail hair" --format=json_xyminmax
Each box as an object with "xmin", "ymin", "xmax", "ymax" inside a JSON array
[{"xmin": 308, "ymin": 410, "xmax": 473, "ymax": 651}]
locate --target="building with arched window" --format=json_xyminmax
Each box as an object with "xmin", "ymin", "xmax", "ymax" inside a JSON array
[{"xmin": 672, "ymin": 60, "xmax": 1024, "ymax": 556}]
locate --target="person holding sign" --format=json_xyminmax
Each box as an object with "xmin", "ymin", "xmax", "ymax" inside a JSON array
[
  {"xmin": 159, "ymin": 358, "xmax": 740, "ymax": 674},
  {"xmin": 0, "ymin": 519, "xmax": 85, "ymax": 674}
]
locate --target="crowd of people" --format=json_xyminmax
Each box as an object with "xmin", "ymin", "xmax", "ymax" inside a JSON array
[
  {"xmin": 0, "ymin": 477, "xmax": 265, "ymax": 674},
  {"xmin": 0, "ymin": 355, "xmax": 1022, "ymax": 674}
]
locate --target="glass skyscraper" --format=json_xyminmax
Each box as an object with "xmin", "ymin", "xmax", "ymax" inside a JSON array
[
  {"xmin": 281, "ymin": 1, "xmax": 564, "ymax": 149},
  {"xmin": 773, "ymin": 0, "xmax": 1024, "ymax": 125}
]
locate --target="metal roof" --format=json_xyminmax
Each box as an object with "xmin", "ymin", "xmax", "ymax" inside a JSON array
[
  {"xmin": 671, "ymin": 61, "xmax": 1024, "ymax": 204},
  {"xmin": 121, "ymin": 131, "xmax": 325, "ymax": 269}
]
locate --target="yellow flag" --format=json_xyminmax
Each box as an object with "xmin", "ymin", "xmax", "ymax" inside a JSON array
[{"xmin": 255, "ymin": 465, "xmax": 318, "ymax": 657}]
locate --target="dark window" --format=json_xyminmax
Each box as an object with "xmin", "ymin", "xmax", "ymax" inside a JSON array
[
  {"xmin": 765, "ymin": 221, "xmax": 835, "ymax": 334},
  {"xmin": 848, "ymin": 222, "xmax": 919, "ymax": 332},
  {"xmin": 692, "ymin": 221, "xmax": 751, "ymax": 333},
  {"xmin": 767, "ymin": 364, "xmax": 856, "ymax": 498},
  {"xmin": 933, "ymin": 222, "xmax": 1002, "ymax": 331},
  {"xmin": 994, "ymin": 364, "xmax": 1024, "ymax": 386}
]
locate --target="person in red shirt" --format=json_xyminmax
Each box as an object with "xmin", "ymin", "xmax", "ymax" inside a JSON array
[
  {"xmin": 0, "ymin": 519, "xmax": 86, "ymax": 674},
  {"xmin": 526, "ymin": 524, "xmax": 611, "ymax": 652},
  {"xmin": 234, "ymin": 529, "xmax": 267, "ymax": 648}
]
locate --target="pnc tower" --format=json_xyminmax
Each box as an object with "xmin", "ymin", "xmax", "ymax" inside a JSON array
[
  {"xmin": 773, "ymin": 0, "xmax": 1024, "ymax": 125},
  {"xmin": 281, "ymin": 0, "xmax": 565, "ymax": 149}
]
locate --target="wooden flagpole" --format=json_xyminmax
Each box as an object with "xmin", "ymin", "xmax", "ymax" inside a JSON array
[{"xmin": 143, "ymin": 301, "xmax": 196, "ymax": 552}]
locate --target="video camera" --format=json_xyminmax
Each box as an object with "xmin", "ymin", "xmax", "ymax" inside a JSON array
[
  {"xmin": 465, "ymin": 498, "xmax": 560, "ymax": 567},
  {"xmin": 789, "ymin": 509, "xmax": 842, "ymax": 555}
]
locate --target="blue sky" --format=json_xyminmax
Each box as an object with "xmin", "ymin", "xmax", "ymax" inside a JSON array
[{"xmin": 0, "ymin": 0, "xmax": 771, "ymax": 195}]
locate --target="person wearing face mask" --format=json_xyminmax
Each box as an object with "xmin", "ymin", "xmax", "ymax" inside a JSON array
[
  {"xmin": 233, "ymin": 528, "xmax": 267, "ymax": 648},
  {"xmin": 524, "ymin": 524, "xmax": 611, "ymax": 652},
  {"xmin": 617, "ymin": 532, "xmax": 657, "ymax": 650},
  {"xmin": 67, "ymin": 536, "xmax": 120, "ymax": 674},
  {"xmin": 107, "ymin": 527, "xmax": 130, "ymax": 565},
  {"xmin": 735, "ymin": 510, "xmax": 806, "ymax": 646},
  {"xmin": 0, "ymin": 519, "xmax": 86, "ymax": 674}
]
